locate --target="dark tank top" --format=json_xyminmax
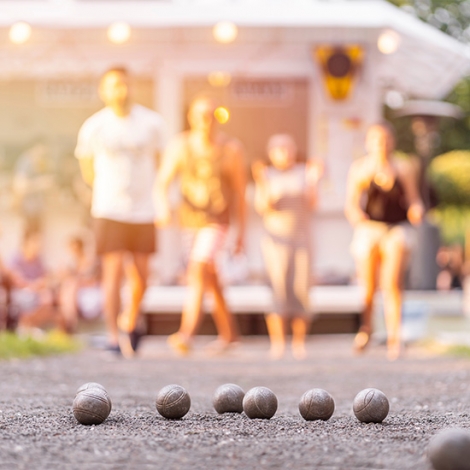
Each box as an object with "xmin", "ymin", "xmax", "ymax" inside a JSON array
[
  {"xmin": 179, "ymin": 136, "xmax": 231, "ymax": 228},
  {"xmin": 364, "ymin": 178, "xmax": 408, "ymax": 224}
]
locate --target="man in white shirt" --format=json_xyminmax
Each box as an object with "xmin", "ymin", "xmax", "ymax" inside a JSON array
[{"xmin": 75, "ymin": 67, "xmax": 165, "ymax": 357}]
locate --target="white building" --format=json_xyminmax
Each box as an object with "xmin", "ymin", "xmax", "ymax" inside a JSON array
[{"xmin": 0, "ymin": 0, "xmax": 468, "ymax": 282}]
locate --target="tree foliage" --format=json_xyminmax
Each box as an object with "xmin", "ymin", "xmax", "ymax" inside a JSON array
[
  {"xmin": 386, "ymin": 0, "xmax": 470, "ymax": 154},
  {"xmin": 427, "ymin": 151, "xmax": 470, "ymax": 244},
  {"xmin": 428, "ymin": 151, "xmax": 470, "ymax": 205},
  {"xmin": 388, "ymin": 0, "xmax": 470, "ymax": 43}
]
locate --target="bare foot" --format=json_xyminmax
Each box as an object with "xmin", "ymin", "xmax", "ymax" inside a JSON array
[
  {"xmin": 269, "ymin": 345, "xmax": 285, "ymax": 361},
  {"xmin": 118, "ymin": 330, "xmax": 135, "ymax": 359},
  {"xmin": 353, "ymin": 331, "xmax": 371, "ymax": 354},
  {"xmin": 204, "ymin": 339, "xmax": 240, "ymax": 356},
  {"xmin": 387, "ymin": 340, "xmax": 401, "ymax": 361},
  {"xmin": 167, "ymin": 333, "xmax": 191, "ymax": 356},
  {"xmin": 292, "ymin": 343, "xmax": 307, "ymax": 361}
]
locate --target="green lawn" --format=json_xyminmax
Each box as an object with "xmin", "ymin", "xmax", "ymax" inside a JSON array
[{"xmin": 0, "ymin": 331, "xmax": 81, "ymax": 360}]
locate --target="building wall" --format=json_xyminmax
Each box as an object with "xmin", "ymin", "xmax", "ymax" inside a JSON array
[{"xmin": 0, "ymin": 77, "xmax": 155, "ymax": 268}]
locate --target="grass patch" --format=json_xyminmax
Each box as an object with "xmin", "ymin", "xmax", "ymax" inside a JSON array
[
  {"xmin": 445, "ymin": 344, "xmax": 470, "ymax": 358},
  {"xmin": 0, "ymin": 330, "xmax": 82, "ymax": 360}
]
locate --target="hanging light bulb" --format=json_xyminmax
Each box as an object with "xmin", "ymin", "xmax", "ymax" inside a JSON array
[
  {"xmin": 107, "ymin": 22, "xmax": 131, "ymax": 44},
  {"xmin": 214, "ymin": 107, "xmax": 230, "ymax": 124},
  {"xmin": 377, "ymin": 30, "xmax": 401, "ymax": 55},
  {"xmin": 213, "ymin": 21, "xmax": 238, "ymax": 44},
  {"xmin": 9, "ymin": 22, "xmax": 32, "ymax": 44}
]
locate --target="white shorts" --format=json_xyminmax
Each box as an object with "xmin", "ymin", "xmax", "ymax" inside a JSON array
[
  {"xmin": 350, "ymin": 220, "xmax": 416, "ymax": 261},
  {"xmin": 183, "ymin": 224, "xmax": 228, "ymax": 264}
]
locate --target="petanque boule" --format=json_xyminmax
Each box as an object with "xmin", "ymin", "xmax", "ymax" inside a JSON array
[
  {"xmin": 299, "ymin": 388, "xmax": 335, "ymax": 421},
  {"xmin": 353, "ymin": 388, "xmax": 389, "ymax": 423},
  {"xmin": 427, "ymin": 428, "xmax": 470, "ymax": 470},
  {"xmin": 156, "ymin": 384, "xmax": 191, "ymax": 419},
  {"xmin": 213, "ymin": 383, "xmax": 245, "ymax": 414},
  {"xmin": 243, "ymin": 386, "xmax": 278, "ymax": 419},
  {"xmin": 73, "ymin": 382, "xmax": 112, "ymax": 425}
]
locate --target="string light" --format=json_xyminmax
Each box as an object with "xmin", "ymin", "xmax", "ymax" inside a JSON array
[
  {"xmin": 9, "ymin": 22, "xmax": 32, "ymax": 44},
  {"xmin": 377, "ymin": 30, "xmax": 401, "ymax": 54},
  {"xmin": 213, "ymin": 21, "xmax": 238, "ymax": 44},
  {"xmin": 214, "ymin": 107, "xmax": 230, "ymax": 124},
  {"xmin": 107, "ymin": 22, "xmax": 131, "ymax": 44}
]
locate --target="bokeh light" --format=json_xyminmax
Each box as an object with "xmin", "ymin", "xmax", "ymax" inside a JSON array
[
  {"xmin": 384, "ymin": 90, "xmax": 405, "ymax": 109},
  {"xmin": 213, "ymin": 22, "xmax": 238, "ymax": 44},
  {"xmin": 107, "ymin": 22, "xmax": 131, "ymax": 44},
  {"xmin": 214, "ymin": 107, "xmax": 230, "ymax": 124},
  {"xmin": 207, "ymin": 71, "xmax": 232, "ymax": 87},
  {"xmin": 9, "ymin": 22, "xmax": 32, "ymax": 45},
  {"xmin": 377, "ymin": 30, "xmax": 401, "ymax": 54}
]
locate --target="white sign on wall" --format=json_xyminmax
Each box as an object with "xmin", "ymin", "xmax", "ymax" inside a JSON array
[
  {"xmin": 231, "ymin": 80, "xmax": 294, "ymax": 106},
  {"xmin": 36, "ymin": 80, "xmax": 99, "ymax": 107}
]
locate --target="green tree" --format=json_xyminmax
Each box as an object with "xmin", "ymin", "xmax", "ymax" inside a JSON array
[{"xmin": 386, "ymin": 0, "xmax": 470, "ymax": 154}]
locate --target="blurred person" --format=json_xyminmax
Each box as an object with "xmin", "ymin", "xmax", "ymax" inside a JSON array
[
  {"xmin": 12, "ymin": 139, "xmax": 54, "ymax": 231},
  {"xmin": 59, "ymin": 236, "xmax": 102, "ymax": 333},
  {"xmin": 436, "ymin": 245, "xmax": 464, "ymax": 290},
  {"xmin": 156, "ymin": 96, "xmax": 246, "ymax": 355},
  {"xmin": 9, "ymin": 229, "xmax": 64, "ymax": 333},
  {"xmin": 253, "ymin": 134, "xmax": 322, "ymax": 360},
  {"xmin": 345, "ymin": 122, "xmax": 424, "ymax": 360},
  {"xmin": 75, "ymin": 67, "xmax": 166, "ymax": 357},
  {"xmin": 0, "ymin": 225, "xmax": 12, "ymax": 331}
]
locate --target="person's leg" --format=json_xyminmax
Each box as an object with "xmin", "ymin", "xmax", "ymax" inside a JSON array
[
  {"xmin": 353, "ymin": 248, "xmax": 380, "ymax": 351},
  {"xmin": 117, "ymin": 252, "xmax": 151, "ymax": 357},
  {"xmin": 169, "ymin": 225, "xmax": 229, "ymax": 355},
  {"xmin": 380, "ymin": 227, "xmax": 409, "ymax": 361},
  {"xmin": 291, "ymin": 316, "xmax": 309, "ymax": 360},
  {"xmin": 168, "ymin": 260, "xmax": 208, "ymax": 354},
  {"xmin": 59, "ymin": 277, "xmax": 80, "ymax": 332},
  {"xmin": 206, "ymin": 263, "xmax": 239, "ymax": 344},
  {"xmin": 265, "ymin": 313, "xmax": 287, "ymax": 359},
  {"xmin": 101, "ymin": 251, "xmax": 124, "ymax": 347},
  {"xmin": 261, "ymin": 235, "xmax": 290, "ymax": 358},
  {"xmin": 118, "ymin": 252, "xmax": 150, "ymax": 333},
  {"xmin": 291, "ymin": 246, "xmax": 311, "ymax": 360}
]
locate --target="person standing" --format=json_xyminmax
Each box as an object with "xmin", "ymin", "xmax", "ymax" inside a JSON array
[
  {"xmin": 253, "ymin": 134, "xmax": 322, "ymax": 360},
  {"xmin": 345, "ymin": 122, "xmax": 424, "ymax": 360},
  {"xmin": 75, "ymin": 67, "xmax": 166, "ymax": 357},
  {"xmin": 156, "ymin": 96, "xmax": 246, "ymax": 355}
]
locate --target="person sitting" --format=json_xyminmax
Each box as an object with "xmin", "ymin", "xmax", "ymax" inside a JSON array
[
  {"xmin": 59, "ymin": 235, "xmax": 102, "ymax": 333},
  {"xmin": 9, "ymin": 229, "xmax": 64, "ymax": 334}
]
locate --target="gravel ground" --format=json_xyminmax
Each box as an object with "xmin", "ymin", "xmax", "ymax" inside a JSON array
[{"xmin": 0, "ymin": 335, "xmax": 470, "ymax": 470}]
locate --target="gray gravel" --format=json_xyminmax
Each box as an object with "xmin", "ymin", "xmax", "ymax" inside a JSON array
[{"xmin": 0, "ymin": 335, "xmax": 470, "ymax": 470}]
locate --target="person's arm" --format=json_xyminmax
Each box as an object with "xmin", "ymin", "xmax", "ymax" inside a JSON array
[
  {"xmin": 252, "ymin": 161, "xmax": 271, "ymax": 215},
  {"xmin": 305, "ymin": 159, "xmax": 324, "ymax": 210},
  {"xmin": 228, "ymin": 141, "xmax": 247, "ymax": 254},
  {"xmin": 397, "ymin": 158, "xmax": 425, "ymax": 226},
  {"xmin": 155, "ymin": 136, "xmax": 183, "ymax": 226},
  {"xmin": 78, "ymin": 158, "xmax": 95, "ymax": 187},
  {"xmin": 75, "ymin": 119, "xmax": 95, "ymax": 187},
  {"xmin": 344, "ymin": 160, "xmax": 369, "ymax": 226}
]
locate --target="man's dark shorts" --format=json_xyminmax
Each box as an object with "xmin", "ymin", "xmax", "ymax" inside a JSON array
[{"xmin": 94, "ymin": 218, "xmax": 156, "ymax": 255}]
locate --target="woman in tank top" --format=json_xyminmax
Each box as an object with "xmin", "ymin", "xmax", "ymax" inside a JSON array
[
  {"xmin": 253, "ymin": 134, "xmax": 322, "ymax": 360},
  {"xmin": 345, "ymin": 122, "xmax": 424, "ymax": 360}
]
